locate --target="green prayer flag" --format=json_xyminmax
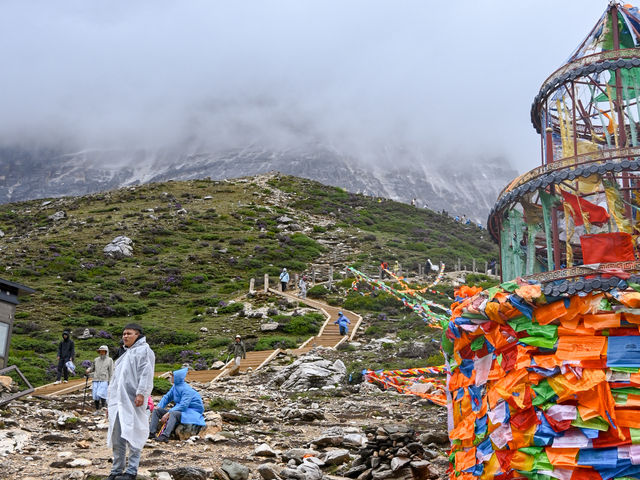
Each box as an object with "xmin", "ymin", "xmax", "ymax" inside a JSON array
[
  {"xmin": 612, "ymin": 391, "xmax": 628, "ymax": 405},
  {"xmin": 501, "ymin": 280, "xmax": 519, "ymax": 292},
  {"xmin": 630, "ymin": 428, "xmax": 640, "ymax": 444},
  {"xmin": 519, "ymin": 446, "xmax": 543, "ymax": 455},
  {"xmin": 532, "ymin": 451, "xmax": 553, "ymax": 471},
  {"xmin": 571, "ymin": 411, "xmax": 609, "ymax": 431},
  {"xmin": 532, "ymin": 380, "xmax": 557, "ymax": 406},
  {"xmin": 520, "ymin": 336, "xmax": 557, "ymax": 349},
  {"xmin": 610, "ymin": 367, "xmax": 640, "ymax": 373},
  {"xmin": 526, "ymin": 323, "xmax": 559, "ymax": 340},
  {"xmin": 470, "ymin": 336, "xmax": 485, "ymax": 351},
  {"xmin": 509, "ymin": 315, "xmax": 532, "ymax": 332}
]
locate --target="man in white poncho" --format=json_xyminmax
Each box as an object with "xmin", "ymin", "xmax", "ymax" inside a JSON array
[{"xmin": 106, "ymin": 323, "xmax": 155, "ymax": 480}]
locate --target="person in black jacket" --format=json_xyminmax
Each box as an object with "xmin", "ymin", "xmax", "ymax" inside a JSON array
[{"xmin": 55, "ymin": 330, "xmax": 75, "ymax": 384}]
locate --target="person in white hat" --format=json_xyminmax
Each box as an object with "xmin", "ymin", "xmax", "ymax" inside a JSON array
[{"xmin": 86, "ymin": 345, "xmax": 114, "ymax": 411}]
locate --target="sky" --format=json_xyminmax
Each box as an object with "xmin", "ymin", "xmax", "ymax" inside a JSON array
[{"xmin": 0, "ymin": 1, "xmax": 618, "ymax": 172}]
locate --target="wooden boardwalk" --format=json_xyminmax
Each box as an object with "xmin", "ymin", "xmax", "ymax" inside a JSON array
[{"xmin": 33, "ymin": 289, "xmax": 361, "ymax": 397}]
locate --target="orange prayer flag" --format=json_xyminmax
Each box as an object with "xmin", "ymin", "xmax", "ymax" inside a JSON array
[
  {"xmin": 454, "ymin": 447, "xmax": 477, "ymax": 472},
  {"xmin": 582, "ymin": 313, "xmax": 621, "ymax": 330},
  {"xmin": 548, "ymin": 369, "xmax": 606, "ymax": 401},
  {"xmin": 578, "ymin": 403, "xmax": 601, "ymax": 421},
  {"xmin": 577, "ymin": 382, "xmax": 619, "ymax": 433},
  {"xmin": 534, "ymin": 300, "xmax": 567, "ymax": 325},
  {"xmin": 558, "ymin": 325, "xmax": 596, "ymax": 336},
  {"xmin": 449, "ymin": 412, "xmax": 476, "ymax": 441},
  {"xmin": 545, "ymin": 447, "xmax": 579, "ymax": 468},
  {"xmin": 614, "ymin": 408, "xmax": 640, "ymax": 429},
  {"xmin": 617, "ymin": 292, "xmax": 640, "ymax": 308},
  {"xmin": 623, "ymin": 313, "xmax": 640, "ymax": 324},
  {"xmin": 509, "ymin": 422, "xmax": 537, "ymax": 450},
  {"xmin": 556, "ymin": 336, "xmax": 606, "ymax": 361},
  {"xmin": 532, "ymin": 354, "xmax": 561, "ymax": 369}
]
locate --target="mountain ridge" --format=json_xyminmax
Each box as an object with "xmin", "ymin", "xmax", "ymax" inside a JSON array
[{"xmin": 0, "ymin": 144, "xmax": 517, "ymax": 222}]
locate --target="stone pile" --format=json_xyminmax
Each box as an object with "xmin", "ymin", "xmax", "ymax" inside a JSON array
[{"xmin": 344, "ymin": 425, "xmax": 440, "ymax": 480}]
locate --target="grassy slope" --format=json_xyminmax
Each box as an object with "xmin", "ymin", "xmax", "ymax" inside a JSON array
[{"xmin": 0, "ymin": 174, "xmax": 497, "ymax": 385}]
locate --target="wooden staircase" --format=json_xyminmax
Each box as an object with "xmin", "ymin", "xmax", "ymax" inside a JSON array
[{"xmin": 33, "ymin": 289, "xmax": 362, "ymax": 396}]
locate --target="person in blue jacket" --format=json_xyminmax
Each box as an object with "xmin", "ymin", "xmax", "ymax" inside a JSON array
[
  {"xmin": 148, "ymin": 368, "xmax": 205, "ymax": 442},
  {"xmin": 334, "ymin": 312, "xmax": 351, "ymax": 336}
]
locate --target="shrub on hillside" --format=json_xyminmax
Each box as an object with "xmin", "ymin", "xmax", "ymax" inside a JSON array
[
  {"xmin": 254, "ymin": 336, "xmax": 298, "ymax": 351},
  {"xmin": 217, "ymin": 302, "xmax": 244, "ymax": 314},
  {"xmin": 307, "ymin": 285, "xmax": 328, "ymax": 299}
]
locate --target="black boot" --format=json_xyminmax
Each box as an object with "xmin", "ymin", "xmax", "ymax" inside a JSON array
[
  {"xmin": 100, "ymin": 398, "xmax": 107, "ymax": 408},
  {"xmin": 94, "ymin": 400, "xmax": 101, "ymax": 410}
]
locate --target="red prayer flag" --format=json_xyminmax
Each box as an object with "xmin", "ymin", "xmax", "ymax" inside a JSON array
[{"xmin": 561, "ymin": 190, "xmax": 610, "ymax": 226}]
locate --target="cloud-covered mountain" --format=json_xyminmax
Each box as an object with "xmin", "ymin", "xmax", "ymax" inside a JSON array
[{"xmin": 0, "ymin": 144, "xmax": 517, "ymax": 223}]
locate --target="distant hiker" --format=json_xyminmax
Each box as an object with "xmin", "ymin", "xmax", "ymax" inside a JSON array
[
  {"xmin": 488, "ymin": 259, "xmax": 497, "ymax": 275},
  {"xmin": 298, "ymin": 276, "xmax": 307, "ymax": 299},
  {"xmin": 107, "ymin": 323, "xmax": 155, "ymax": 480},
  {"xmin": 334, "ymin": 311, "xmax": 351, "ymax": 336},
  {"xmin": 232, "ymin": 335, "xmax": 246, "ymax": 367},
  {"xmin": 149, "ymin": 368, "xmax": 205, "ymax": 443},
  {"xmin": 380, "ymin": 261, "xmax": 389, "ymax": 279},
  {"xmin": 86, "ymin": 345, "xmax": 114, "ymax": 411},
  {"xmin": 55, "ymin": 330, "xmax": 75, "ymax": 384},
  {"xmin": 411, "ymin": 198, "xmax": 416, "ymax": 207},
  {"xmin": 113, "ymin": 339, "xmax": 126, "ymax": 361},
  {"xmin": 279, "ymin": 267, "xmax": 290, "ymax": 291}
]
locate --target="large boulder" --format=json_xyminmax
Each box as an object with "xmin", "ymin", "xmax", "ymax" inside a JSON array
[
  {"xmin": 103, "ymin": 236, "xmax": 133, "ymax": 257},
  {"xmin": 270, "ymin": 354, "xmax": 346, "ymax": 391}
]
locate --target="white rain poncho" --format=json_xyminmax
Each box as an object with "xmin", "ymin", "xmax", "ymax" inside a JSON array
[{"xmin": 107, "ymin": 336, "xmax": 155, "ymax": 450}]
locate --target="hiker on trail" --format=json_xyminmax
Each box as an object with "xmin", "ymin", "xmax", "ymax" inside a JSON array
[
  {"xmin": 86, "ymin": 345, "xmax": 114, "ymax": 411},
  {"xmin": 106, "ymin": 323, "xmax": 155, "ymax": 480},
  {"xmin": 334, "ymin": 311, "xmax": 351, "ymax": 336},
  {"xmin": 279, "ymin": 267, "xmax": 290, "ymax": 291},
  {"xmin": 232, "ymin": 335, "xmax": 246, "ymax": 367},
  {"xmin": 380, "ymin": 261, "xmax": 389, "ymax": 279},
  {"xmin": 149, "ymin": 368, "xmax": 205, "ymax": 443},
  {"xmin": 298, "ymin": 276, "xmax": 307, "ymax": 299},
  {"xmin": 55, "ymin": 330, "xmax": 75, "ymax": 384}
]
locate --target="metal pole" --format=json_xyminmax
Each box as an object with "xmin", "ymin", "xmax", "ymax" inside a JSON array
[{"xmin": 611, "ymin": 4, "xmax": 632, "ymax": 214}]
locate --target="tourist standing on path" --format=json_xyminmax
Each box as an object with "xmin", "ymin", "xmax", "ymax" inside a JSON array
[
  {"xmin": 86, "ymin": 345, "xmax": 114, "ymax": 411},
  {"xmin": 334, "ymin": 312, "xmax": 351, "ymax": 336},
  {"xmin": 149, "ymin": 368, "xmax": 206, "ymax": 443},
  {"xmin": 55, "ymin": 330, "xmax": 75, "ymax": 384},
  {"xmin": 279, "ymin": 267, "xmax": 290, "ymax": 291},
  {"xmin": 106, "ymin": 323, "xmax": 155, "ymax": 480},
  {"xmin": 298, "ymin": 276, "xmax": 307, "ymax": 299},
  {"xmin": 232, "ymin": 335, "xmax": 246, "ymax": 367}
]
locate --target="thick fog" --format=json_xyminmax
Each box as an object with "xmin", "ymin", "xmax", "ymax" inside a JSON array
[{"xmin": 0, "ymin": 1, "xmax": 613, "ymax": 171}]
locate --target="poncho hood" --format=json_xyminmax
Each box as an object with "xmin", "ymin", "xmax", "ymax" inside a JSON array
[{"xmin": 172, "ymin": 367, "xmax": 188, "ymax": 385}]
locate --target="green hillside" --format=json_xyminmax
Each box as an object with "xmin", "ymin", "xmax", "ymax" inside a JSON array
[{"xmin": 0, "ymin": 173, "xmax": 498, "ymax": 385}]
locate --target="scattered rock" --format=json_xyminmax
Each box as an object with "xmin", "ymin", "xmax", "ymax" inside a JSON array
[
  {"xmin": 322, "ymin": 448, "xmax": 350, "ymax": 466},
  {"xmin": 221, "ymin": 459, "xmax": 250, "ymax": 480},
  {"xmin": 260, "ymin": 323, "xmax": 279, "ymax": 332},
  {"xmin": 257, "ymin": 463, "xmax": 282, "ymax": 480},
  {"xmin": 165, "ymin": 466, "xmax": 209, "ymax": 480},
  {"xmin": 48, "ymin": 211, "xmax": 66, "ymax": 221},
  {"xmin": 255, "ymin": 443, "xmax": 278, "ymax": 457}
]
